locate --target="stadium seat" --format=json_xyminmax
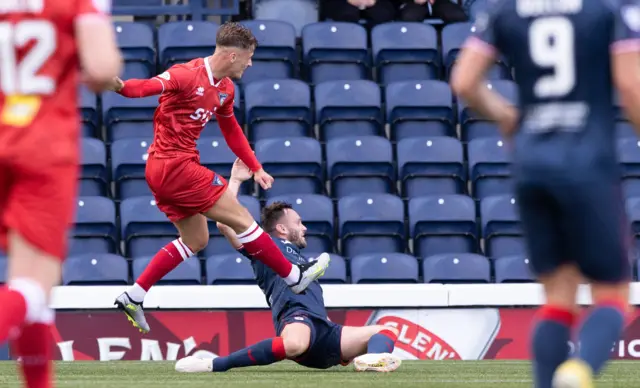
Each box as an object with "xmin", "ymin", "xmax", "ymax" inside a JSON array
[
  {"xmin": 102, "ymin": 93, "xmax": 157, "ymax": 143},
  {"xmin": 371, "ymin": 22, "xmax": 440, "ymax": 84},
  {"xmin": 386, "ymin": 81, "xmax": 455, "ymax": 140},
  {"xmin": 459, "ymin": 80, "xmax": 518, "ymax": 141},
  {"xmin": 203, "ymin": 195, "xmax": 261, "ymax": 257},
  {"xmin": 244, "ymin": 80, "xmax": 312, "ymax": 141},
  {"xmin": 62, "ymin": 254, "xmax": 129, "ymax": 285},
  {"xmin": 197, "ymin": 137, "xmax": 252, "ymax": 195},
  {"xmin": 618, "ymin": 138, "xmax": 640, "ymax": 198},
  {"xmin": 338, "ymin": 194, "xmax": 405, "ymax": 257},
  {"xmin": 120, "ymin": 197, "xmax": 176, "ymax": 258},
  {"xmin": 617, "ymin": 122, "xmax": 636, "ymax": 140},
  {"xmin": 494, "ymin": 255, "xmax": 535, "ymax": 283},
  {"xmin": 255, "ymin": 138, "xmax": 324, "ymax": 198},
  {"xmin": 132, "ymin": 256, "xmax": 202, "ymax": 285},
  {"xmin": 0, "ymin": 255, "xmax": 6, "ymax": 284},
  {"xmin": 468, "ymin": 137, "xmax": 513, "ymax": 200},
  {"xmin": 315, "ymin": 80, "xmax": 383, "ymax": 140},
  {"xmin": 422, "ymin": 253, "xmax": 491, "ymax": 283},
  {"xmin": 626, "ymin": 197, "xmax": 640, "ymax": 251},
  {"xmin": 206, "ymin": 254, "xmax": 256, "ymax": 285},
  {"xmin": 69, "ymin": 197, "xmax": 117, "ymax": 256},
  {"xmin": 158, "ymin": 22, "xmax": 218, "ymax": 69},
  {"xmin": 114, "ymin": 22, "xmax": 156, "ymax": 79},
  {"xmin": 266, "ymin": 194, "xmax": 335, "ymax": 253},
  {"xmin": 350, "ymin": 253, "xmax": 419, "ymax": 284},
  {"xmin": 80, "ymin": 138, "xmax": 108, "ymax": 197},
  {"xmin": 301, "ymin": 22, "xmax": 370, "ymax": 84},
  {"xmin": 79, "ymin": 86, "xmax": 99, "ymax": 137},
  {"xmin": 397, "ymin": 137, "xmax": 465, "ymax": 197},
  {"xmin": 111, "ymin": 138, "xmax": 153, "ymax": 199},
  {"xmin": 327, "ymin": 136, "xmax": 395, "ymax": 198},
  {"xmin": 239, "ymin": 20, "xmax": 298, "ymax": 84},
  {"xmin": 409, "ymin": 195, "xmax": 477, "ymax": 257},
  {"xmin": 481, "ymin": 195, "xmax": 525, "ymax": 258},
  {"xmin": 306, "ymin": 253, "xmax": 347, "ymax": 283}
]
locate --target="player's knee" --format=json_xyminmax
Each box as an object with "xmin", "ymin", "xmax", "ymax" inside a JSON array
[
  {"xmin": 379, "ymin": 326, "xmax": 399, "ymax": 337},
  {"xmin": 282, "ymin": 336, "xmax": 309, "ymax": 358},
  {"xmin": 181, "ymin": 234, "xmax": 209, "ymax": 254}
]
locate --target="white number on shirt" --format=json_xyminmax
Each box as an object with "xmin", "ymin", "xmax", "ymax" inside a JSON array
[
  {"xmin": 0, "ymin": 21, "xmax": 56, "ymax": 95},
  {"xmin": 528, "ymin": 17, "xmax": 576, "ymax": 98}
]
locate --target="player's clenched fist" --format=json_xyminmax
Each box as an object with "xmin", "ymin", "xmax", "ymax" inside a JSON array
[
  {"xmin": 253, "ymin": 169, "xmax": 274, "ymax": 190},
  {"xmin": 106, "ymin": 76, "xmax": 125, "ymax": 92}
]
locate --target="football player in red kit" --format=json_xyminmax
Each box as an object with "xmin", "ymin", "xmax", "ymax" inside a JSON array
[
  {"xmin": 109, "ymin": 22, "xmax": 330, "ymax": 334},
  {"xmin": 0, "ymin": 0, "xmax": 122, "ymax": 386}
]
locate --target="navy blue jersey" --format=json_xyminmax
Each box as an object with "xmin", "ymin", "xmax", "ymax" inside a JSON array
[
  {"xmin": 239, "ymin": 238, "xmax": 327, "ymax": 324},
  {"xmin": 470, "ymin": 0, "xmax": 640, "ymax": 182}
]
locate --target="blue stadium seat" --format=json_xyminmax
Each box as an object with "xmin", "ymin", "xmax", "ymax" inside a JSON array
[
  {"xmin": 459, "ymin": 80, "xmax": 517, "ymax": 141},
  {"xmin": 371, "ymin": 22, "xmax": 440, "ymax": 84},
  {"xmin": 120, "ymin": 197, "xmax": 176, "ymax": 258},
  {"xmin": 63, "ymin": 254, "xmax": 129, "ymax": 285},
  {"xmin": 468, "ymin": 137, "xmax": 513, "ymax": 200},
  {"xmin": 197, "ymin": 137, "xmax": 252, "ymax": 195},
  {"xmin": 422, "ymin": 253, "xmax": 491, "ymax": 283},
  {"xmin": 397, "ymin": 137, "xmax": 465, "ymax": 197},
  {"xmin": 266, "ymin": 194, "xmax": 335, "ymax": 253},
  {"xmin": 102, "ymin": 93, "xmax": 157, "ymax": 143},
  {"xmin": 494, "ymin": 255, "xmax": 535, "ymax": 283},
  {"xmin": 315, "ymin": 80, "xmax": 383, "ymax": 140},
  {"xmin": 0, "ymin": 255, "xmax": 6, "ymax": 284},
  {"xmin": 158, "ymin": 22, "xmax": 218, "ymax": 69},
  {"xmin": 306, "ymin": 253, "xmax": 346, "ymax": 283},
  {"xmin": 114, "ymin": 22, "xmax": 155, "ymax": 79},
  {"xmin": 386, "ymin": 81, "xmax": 455, "ymax": 140},
  {"xmin": 338, "ymin": 194, "xmax": 405, "ymax": 257},
  {"xmin": 203, "ymin": 195, "xmax": 261, "ymax": 257},
  {"xmin": 327, "ymin": 136, "xmax": 395, "ymax": 198},
  {"xmin": 206, "ymin": 254, "xmax": 256, "ymax": 285},
  {"xmin": 244, "ymin": 80, "xmax": 312, "ymax": 141},
  {"xmin": 255, "ymin": 138, "xmax": 324, "ymax": 198},
  {"xmin": 302, "ymin": 22, "xmax": 370, "ymax": 84},
  {"xmin": 69, "ymin": 197, "xmax": 117, "ymax": 256},
  {"xmin": 350, "ymin": 253, "xmax": 419, "ymax": 284},
  {"xmin": 441, "ymin": 22, "xmax": 509, "ymax": 80},
  {"xmin": 239, "ymin": 20, "xmax": 298, "ymax": 84},
  {"xmin": 79, "ymin": 86, "xmax": 98, "ymax": 137},
  {"xmin": 626, "ymin": 197, "xmax": 640, "ymax": 251},
  {"xmin": 111, "ymin": 138, "xmax": 153, "ymax": 199},
  {"xmin": 80, "ymin": 138, "xmax": 108, "ymax": 197},
  {"xmin": 619, "ymin": 138, "xmax": 640, "ymax": 198},
  {"xmin": 133, "ymin": 256, "xmax": 201, "ymax": 285},
  {"xmin": 481, "ymin": 195, "xmax": 525, "ymax": 258},
  {"xmin": 409, "ymin": 195, "xmax": 477, "ymax": 257}
]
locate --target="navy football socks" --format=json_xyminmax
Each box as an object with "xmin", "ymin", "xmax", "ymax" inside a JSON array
[
  {"xmin": 212, "ymin": 337, "xmax": 287, "ymax": 372},
  {"xmin": 367, "ymin": 329, "xmax": 398, "ymax": 353},
  {"xmin": 531, "ymin": 305, "xmax": 574, "ymax": 388},
  {"xmin": 576, "ymin": 301, "xmax": 625, "ymax": 374}
]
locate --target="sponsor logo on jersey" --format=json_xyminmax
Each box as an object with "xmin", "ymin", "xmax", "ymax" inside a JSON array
[
  {"xmin": 219, "ymin": 92, "xmax": 228, "ymax": 105},
  {"xmin": 196, "ymin": 86, "xmax": 204, "ymax": 96}
]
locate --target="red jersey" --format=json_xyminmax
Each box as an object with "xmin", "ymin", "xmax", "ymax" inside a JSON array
[
  {"xmin": 148, "ymin": 57, "xmax": 236, "ymax": 158},
  {"xmin": 0, "ymin": 0, "xmax": 107, "ymax": 163}
]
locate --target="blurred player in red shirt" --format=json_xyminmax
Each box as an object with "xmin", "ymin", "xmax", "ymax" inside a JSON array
[
  {"xmin": 0, "ymin": 0, "xmax": 122, "ymax": 386},
  {"xmin": 108, "ymin": 22, "xmax": 329, "ymax": 334}
]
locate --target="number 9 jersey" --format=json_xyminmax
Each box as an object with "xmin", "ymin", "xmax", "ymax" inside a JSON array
[{"xmin": 0, "ymin": 0, "xmax": 109, "ymax": 260}]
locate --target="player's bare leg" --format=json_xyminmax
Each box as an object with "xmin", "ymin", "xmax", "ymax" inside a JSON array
[
  {"xmin": 204, "ymin": 189, "xmax": 329, "ymax": 294},
  {"xmin": 553, "ymin": 281, "xmax": 629, "ymax": 388},
  {"xmin": 116, "ymin": 214, "xmax": 208, "ymax": 333},
  {"xmin": 528, "ymin": 264, "xmax": 581, "ymax": 388},
  {"xmin": 340, "ymin": 325, "xmax": 401, "ymax": 372}
]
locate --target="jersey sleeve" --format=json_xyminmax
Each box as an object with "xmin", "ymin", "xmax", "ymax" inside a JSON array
[
  {"xmin": 152, "ymin": 65, "xmax": 191, "ymax": 93},
  {"xmin": 611, "ymin": 3, "xmax": 640, "ymax": 53},
  {"xmin": 463, "ymin": 1, "xmax": 501, "ymax": 57},
  {"xmin": 215, "ymin": 85, "xmax": 235, "ymax": 118}
]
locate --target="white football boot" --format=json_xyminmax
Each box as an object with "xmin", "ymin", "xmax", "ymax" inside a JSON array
[
  {"xmin": 175, "ymin": 356, "xmax": 214, "ymax": 373},
  {"xmin": 353, "ymin": 352, "xmax": 402, "ymax": 373}
]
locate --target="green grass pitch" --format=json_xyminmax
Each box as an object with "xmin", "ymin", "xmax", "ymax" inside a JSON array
[{"xmin": 0, "ymin": 360, "xmax": 638, "ymax": 387}]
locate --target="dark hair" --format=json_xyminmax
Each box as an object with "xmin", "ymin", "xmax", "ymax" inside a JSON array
[
  {"xmin": 216, "ymin": 21, "xmax": 258, "ymax": 50},
  {"xmin": 261, "ymin": 202, "xmax": 293, "ymax": 233}
]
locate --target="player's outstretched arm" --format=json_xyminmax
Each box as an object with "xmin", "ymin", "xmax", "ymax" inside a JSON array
[
  {"xmin": 216, "ymin": 159, "xmax": 253, "ymax": 250},
  {"xmin": 106, "ymin": 76, "xmax": 165, "ymax": 98}
]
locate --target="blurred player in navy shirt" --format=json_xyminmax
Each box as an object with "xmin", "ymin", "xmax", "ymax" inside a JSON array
[
  {"xmin": 174, "ymin": 159, "xmax": 402, "ymax": 373},
  {"xmin": 451, "ymin": 0, "xmax": 640, "ymax": 386}
]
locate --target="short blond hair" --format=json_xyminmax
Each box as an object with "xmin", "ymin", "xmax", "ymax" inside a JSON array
[{"xmin": 216, "ymin": 22, "xmax": 257, "ymax": 50}]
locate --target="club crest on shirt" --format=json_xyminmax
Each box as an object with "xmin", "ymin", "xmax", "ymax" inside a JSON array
[
  {"xmin": 211, "ymin": 174, "xmax": 223, "ymax": 186},
  {"xmin": 219, "ymin": 92, "xmax": 228, "ymax": 105}
]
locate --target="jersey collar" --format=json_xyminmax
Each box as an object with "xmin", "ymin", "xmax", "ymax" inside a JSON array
[{"xmin": 204, "ymin": 56, "xmax": 222, "ymax": 87}]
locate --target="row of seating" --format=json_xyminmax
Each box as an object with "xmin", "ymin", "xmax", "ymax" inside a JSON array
[
  {"xmin": 114, "ymin": 20, "xmax": 506, "ymax": 85},
  {"xmin": 81, "ymin": 136, "xmax": 640, "ymax": 200},
  {"xmin": 71, "ymin": 193, "xmax": 640, "ymax": 259},
  {"xmin": 0, "ymin": 253, "xmax": 541, "ymax": 286}
]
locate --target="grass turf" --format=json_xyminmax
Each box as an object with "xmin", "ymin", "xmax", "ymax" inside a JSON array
[{"xmin": 0, "ymin": 360, "xmax": 637, "ymax": 387}]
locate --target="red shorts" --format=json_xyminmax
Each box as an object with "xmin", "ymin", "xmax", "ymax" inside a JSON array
[
  {"xmin": 145, "ymin": 153, "xmax": 228, "ymax": 222},
  {"xmin": 0, "ymin": 159, "xmax": 79, "ymax": 261}
]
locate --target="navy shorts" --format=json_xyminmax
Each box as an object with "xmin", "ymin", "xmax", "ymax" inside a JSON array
[
  {"xmin": 275, "ymin": 312, "xmax": 346, "ymax": 369},
  {"xmin": 515, "ymin": 178, "xmax": 632, "ymax": 283}
]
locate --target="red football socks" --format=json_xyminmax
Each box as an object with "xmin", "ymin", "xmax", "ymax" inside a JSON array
[
  {"xmin": 237, "ymin": 222, "xmax": 296, "ymax": 281},
  {"xmin": 0, "ymin": 287, "xmax": 28, "ymax": 343},
  {"xmin": 12, "ymin": 321, "xmax": 53, "ymax": 388},
  {"xmin": 135, "ymin": 239, "xmax": 195, "ymax": 294}
]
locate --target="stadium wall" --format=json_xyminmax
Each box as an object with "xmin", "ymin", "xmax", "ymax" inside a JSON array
[{"xmin": 6, "ymin": 283, "xmax": 640, "ymax": 362}]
